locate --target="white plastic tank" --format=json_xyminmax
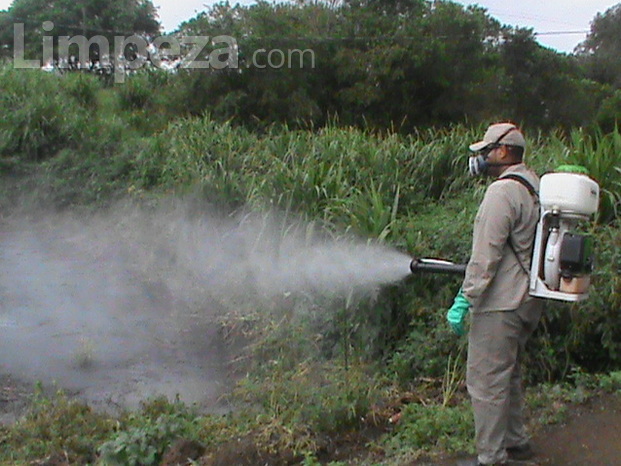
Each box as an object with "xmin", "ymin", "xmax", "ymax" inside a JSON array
[{"xmin": 540, "ymin": 172, "xmax": 599, "ymax": 215}]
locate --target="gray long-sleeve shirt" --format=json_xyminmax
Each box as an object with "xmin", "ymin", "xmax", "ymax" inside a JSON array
[{"xmin": 462, "ymin": 164, "xmax": 540, "ymax": 312}]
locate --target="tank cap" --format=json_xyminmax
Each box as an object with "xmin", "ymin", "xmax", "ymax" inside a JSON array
[{"xmin": 555, "ymin": 165, "xmax": 589, "ymax": 174}]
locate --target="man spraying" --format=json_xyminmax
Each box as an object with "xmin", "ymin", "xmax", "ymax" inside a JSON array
[{"xmin": 449, "ymin": 123, "xmax": 542, "ymax": 466}]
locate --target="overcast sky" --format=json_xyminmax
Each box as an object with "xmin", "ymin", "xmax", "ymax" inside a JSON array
[
  {"xmin": 1, "ymin": 0, "xmax": 619, "ymax": 53},
  {"xmin": 459, "ymin": 0, "xmax": 617, "ymax": 53}
]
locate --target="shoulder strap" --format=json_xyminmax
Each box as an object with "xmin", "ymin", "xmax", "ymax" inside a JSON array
[
  {"xmin": 499, "ymin": 174, "xmax": 539, "ymax": 276},
  {"xmin": 500, "ymin": 173, "xmax": 538, "ymax": 199}
]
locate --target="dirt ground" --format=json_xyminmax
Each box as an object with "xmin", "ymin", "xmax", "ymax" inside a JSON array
[
  {"xmin": 529, "ymin": 392, "xmax": 621, "ymax": 465},
  {"xmin": 424, "ymin": 392, "xmax": 621, "ymax": 466}
]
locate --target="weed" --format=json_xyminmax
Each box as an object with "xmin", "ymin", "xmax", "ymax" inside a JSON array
[
  {"xmin": 74, "ymin": 337, "xmax": 96, "ymax": 369},
  {"xmin": 98, "ymin": 415, "xmax": 187, "ymax": 465},
  {"xmin": 527, "ymin": 382, "xmax": 580, "ymax": 426},
  {"xmin": 231, "ymin": 361, "xmax": 380, "ymax": 457},
  {"xmin": 0, "ymin": 387, "xmax": 114, "ymax": 463},
  {"xmin": 98, "ymin": 397, "xmax": 205, "ymax": 465},
  {"xmin": 598, "ymin": 371, "xmax": 621, "ymax": 392},
  {"xmin": 381, "ymin": 401, "xmax": 474, "ymax": 459},
  {"xmin": 442, "ymin": 345, "xmax": 466, "ymax": 407}
]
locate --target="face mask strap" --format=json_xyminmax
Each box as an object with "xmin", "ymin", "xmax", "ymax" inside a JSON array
[
  {"xmin": 492, "ymin": 125, "xmax": 517, "ymax": 146},
  {"xmin": 477, "ymin": 126, "xmax": 518, "ymax": 157}
]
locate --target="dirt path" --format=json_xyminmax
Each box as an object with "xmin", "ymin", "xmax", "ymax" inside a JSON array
[
  {"xmin": 427, "ymin": 392, "xmax": 621, "ymax": 466},
  {"xmin": 530, "ymin": 392, "xmax": 621, "ymax": 465}
]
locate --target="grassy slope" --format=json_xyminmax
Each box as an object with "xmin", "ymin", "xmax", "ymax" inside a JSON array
[{"xmin": 1, "ymin": 69, "xmax": 621, "ymax": 464}]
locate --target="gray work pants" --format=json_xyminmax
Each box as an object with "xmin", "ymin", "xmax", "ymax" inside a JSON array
[{"xmin": 466, "ymin": 299, "xmax": 543, "ymax": 465}]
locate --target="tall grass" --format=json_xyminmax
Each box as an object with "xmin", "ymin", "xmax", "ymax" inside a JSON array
[
  {"xmin": 1, "ymin": 68, "xmax": 621, "ymax": 464},
  {"xmin": 566, "ymin": 128, "xmax": 621, "ymax": 223},
  {"xmin": 135, "ymin": 116, "xmax": 480, "ymax": 239},
  {"xmin": 528, "ymin": 127, "xmax": 621, "ymax": 223},
  {"xmin": 0, "ymin": 69, "xmax": 88, "ymax": 161}
]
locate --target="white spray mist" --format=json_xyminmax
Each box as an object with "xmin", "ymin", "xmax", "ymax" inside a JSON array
[{"xmin": 0, "ymin": 200, "xmax": 413, "ymax": 409}]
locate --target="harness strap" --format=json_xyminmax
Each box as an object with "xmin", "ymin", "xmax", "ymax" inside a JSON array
[
  {"xmin": 499, "ymin": 174, "xmax": 539, "ymax": 276},
  {"xmin": 500, "ymin": 173, "xmax": 538, "ymax": 198}
]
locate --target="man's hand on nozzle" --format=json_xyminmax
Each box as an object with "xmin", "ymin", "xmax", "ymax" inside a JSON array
[{"xmin": 446, "ymin": 290, "xmax": 471, "ymax": 336}]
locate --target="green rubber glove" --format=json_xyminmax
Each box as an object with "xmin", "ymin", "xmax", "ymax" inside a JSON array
[{"xmin": 446, "ymin": 291, "xmax": 471, "ymax": 336}]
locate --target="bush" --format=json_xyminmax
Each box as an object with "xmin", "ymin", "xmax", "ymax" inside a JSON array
[
  {"xmin": 117, "ymin": 73, "xmax": 154, "ymax": 110},
  {"xmin": 99, "ymin": 410, "xmax": 196, "ymax": 466},
  {"xmin": 1, "ymin": 388, "xmax": 114, "ymax": 463},
  {"xmin": 0, "ymin": 68, "xmax": 87, "ymax": 161},
  {"xmin": 596, "ymin": 89, "xmax": 621, "ymax": 133},
  {"xmin": 65, "ymin": 72, "xmax": 102, "ymax": 107},
  {"xmin": 382, "ymin": 402, "xmax": 474, "ymax": 459}
]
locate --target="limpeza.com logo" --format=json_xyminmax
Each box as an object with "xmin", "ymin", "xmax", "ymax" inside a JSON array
[{"xmin": 12, "ymin": 22, "xmax": 316, "ymax": 83}]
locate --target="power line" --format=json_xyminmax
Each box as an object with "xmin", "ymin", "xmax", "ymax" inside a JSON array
[
  {"xmin": 4, "ymin": 16, "xmax": 592, "ymax": 42},
  {"xmin": 535, "ymin": 30, "xmax": 590, "ymax": 36}
]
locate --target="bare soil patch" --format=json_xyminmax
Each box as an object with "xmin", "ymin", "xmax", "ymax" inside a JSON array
[
  {"xmin": 530, "ymin": 392, "xmax": 621, "ymax": 465},
  {"xmin": 428, "ymin": 392, "xmax": 621, "ymax": 466}
]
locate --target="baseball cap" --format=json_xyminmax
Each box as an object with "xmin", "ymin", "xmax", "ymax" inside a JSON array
[{"xmin": 469, "ymin": 123, "xmax": 526, "ymax": 152}]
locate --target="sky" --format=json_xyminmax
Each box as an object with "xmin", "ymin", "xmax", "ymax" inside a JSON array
[
  {"xmin": 0, "ymin": 0, "xmax": 619, "ymax": 53},
  {"xmin": 458, "ymin": 0, "xmax": 618, "ymax": 53}
]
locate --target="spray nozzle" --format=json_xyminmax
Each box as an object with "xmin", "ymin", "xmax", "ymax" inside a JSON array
[{"xmin": 410, "ymin": 258, "xmax": 467, "ymax": 275}]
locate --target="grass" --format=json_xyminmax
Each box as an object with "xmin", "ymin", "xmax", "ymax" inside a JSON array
[
  {"xmin": 381, "ymin": 401, "xmax": 475, "ymax": 462},
  {"xmin": 73, "ymin": 337, "xmax": 96, "ymax": 370},
  {"xmin": 1, "ymin": 367, "xmax": 619, "ymax": 465},
  {"xmin": 1, "ymin": 67, "xmax": 621, "ymax": 464},
  {"xmin": 1, "ymin": 385, "xmax": 115, "ymax": 463}
]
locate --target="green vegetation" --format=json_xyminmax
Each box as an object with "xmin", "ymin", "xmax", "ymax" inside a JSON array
[
  {"xmin": 0, "ymin": 0, "xmax": 159, "ymax": 62},
  {"xmin": 3, "ymin": 384, "xmax": 115, "ymax": 463},
  {"xmin": 2, "ymin": 371, "xmax": 620, "ymax": 464},
  {"xmin": 2, "ymin": 2, "xmax": 621, "ymax": 459},
  {"xmin": 144, "ymin": 0, "xmax": 621, "ymax": 131},
  {"xmin": 0, "ymin": 64, "xmax": 620, "ymax": 464},
  {"xmin": 3, "ymin": 1, "xmax": 621, "ymax": 131}
]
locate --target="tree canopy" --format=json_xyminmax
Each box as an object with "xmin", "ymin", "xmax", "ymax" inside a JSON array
[
  {"xmin": 2, "ymin": 0, "xmax": 621, "ymax": 132},
  {"xmin": 167, "ymin": 0, "xmax": 607, "ymax": 131},
  {"xmin": 578, "ymin": 3, "xmax": 621, "ymax": 87},
  {"xmin": 1, "ymin": 0, "xmax": 160, "ymax": 60}
]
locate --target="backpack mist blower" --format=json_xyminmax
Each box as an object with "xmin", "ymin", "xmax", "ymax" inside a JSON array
[
  {"xmin": 529, "ymin": 167, "xmax": 599, "ymax": 301},
  {"xmin": 409, "ymin": 166, "xmax": 600, "ymax": 303}
]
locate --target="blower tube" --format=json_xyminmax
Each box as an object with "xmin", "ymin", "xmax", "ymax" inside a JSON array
[{"xmin": 410, "ymin": 258, "xmax": 467, "ymax": 275}]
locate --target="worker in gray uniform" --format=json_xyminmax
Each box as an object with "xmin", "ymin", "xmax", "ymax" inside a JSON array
[{"xmin": 448, "ymin": 123, "xmax": 543, "ymax": 466}]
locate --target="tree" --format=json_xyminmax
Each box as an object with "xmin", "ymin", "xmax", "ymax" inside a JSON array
[
  {"xmin": 4, "ymin": 0, "xmax": 160, "ymax": 61},
  {"xmin": 174, "ymin": 1, "xmax": 336, "ymax": 127},
  {"xmin": 499, "ymin": 27, "xmax": 601, "ymax": 129},
  {"xmin": 334, "ymin": 1, "xmax": 503, "ymax": 128},
  {"xmin": 0, "ymin": 10, "xmax": 11, "ymax": 60},
  {"xmin": 577, "ymin": 3, "xmax": 621, "ymax": 87}
]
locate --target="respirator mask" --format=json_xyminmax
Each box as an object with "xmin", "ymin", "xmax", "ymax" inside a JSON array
[
  {"xmin": 468, "ymin": 147, "xmax": 495, "ymax": 177},
  {"xmin": 468, "ymin": 147, "xmax": 520, "ymax": 177}
]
